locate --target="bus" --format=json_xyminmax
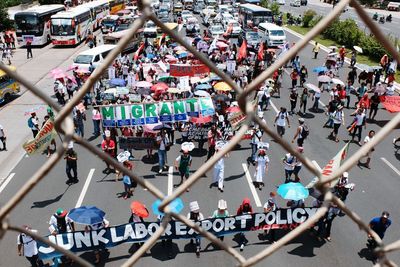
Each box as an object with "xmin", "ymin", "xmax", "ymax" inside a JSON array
[
  {"xmin": 14, "ymin": 5, "xmax": 65, "ymax": 46},
  {"xmin": 238, "ymin": 4, "xmax": 273, "ymax": 28},
  {"xmin": 50, "ymin": 7, "xmax": 93, "ymax": 46},
  {"xmin": 0, "ymin": 66, "xmax": 20, "ymax": 104},
  {"xmin": 80, "ymin": 0, "xmax": 110, "ymax": 31},
  {"xmin": 109, "ymin": 0, "xmax": 126, "ymax": 14}
]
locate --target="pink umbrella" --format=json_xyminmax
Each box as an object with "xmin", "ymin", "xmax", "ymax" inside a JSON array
[
  {"xmin": 136, "ymin": 81, "xmax": 153, "ymax": 88},
  {"xmin": 67, "ymin": 65, "xmax": 79, "ymax": 71},
  {"xmin": 217, "ymin": 41, "xmax": 229, "ymax": 48},
  {"xmin": 52, "ymin": 72, "xmax": 66, "ymax": 79},
  {"xmin": 49, "ymin": 68, "xmax": 64, "ymax": 77},
  {"xmin": 165, "ymin": 55, "xmax": 177, "ymax": 62},
  {"xmin": 144, "ymin": 122, "xmax": 162, "ymax": 133},
  {"xmin": 66, "ymin": 75, "xmax": 77, "ymax": 84},
  {"xmin": 173, "ymin": 46, "xmax": 186, "ymax": 51}
]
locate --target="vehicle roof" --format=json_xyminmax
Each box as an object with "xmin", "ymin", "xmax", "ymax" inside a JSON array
[
  {"xmin": 240, "ymin": 3, "xmax": 271, "ymax": 11},
  {"xmin": 258, "ymin": 22, "xmax": 284, "ymax": 30},
  {"xmin": 77, "ymin": 45, "xmax": 116, "ymax": 56},
  {"xmin": 51, "ymin": 7, "xmax": 91, "ymax": 18},
  {"xmin": 80, "ymin": 0, "xmax": 109, "ymax": 8},
  {"xmin": 16, "ymin": 4, "xmax": 64, "ymax": 15},
  {"xmin": 0, "ymin": 65, "xmax": 16, "ymax": 76},
  {"xmin": 104, "ymin": 15, "xmax": 120, "ymax": 20}
]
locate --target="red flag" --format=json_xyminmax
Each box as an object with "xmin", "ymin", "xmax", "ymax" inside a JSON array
[
  {"xmin": 257, "ymin": 42, "xmax": 264, "ymax": 61},
  {"xmin": 158, "ymin": 33, "xmax": 166, "ymax": 47},
  {"xmin": 133, "ymin": 42, "xmax": 145, "ymax": 61},
  {"xmin": 237, "ymin": 40, "xmax": 247, "ymax": 62},
  {"xmin": 379, "ymin": 95, "xmax": 400, "ymax": 113},
  {"xmin": 223, "ymin": 23, "xmax": 233, "ymax": 38},
  {"xmin": 357, "ymin": 94, "xmax": 370, "ymax": 109}
]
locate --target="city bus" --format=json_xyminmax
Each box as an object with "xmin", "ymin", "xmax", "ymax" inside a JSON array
[
  {"xmin": 50, "ymin": 7, "xmax": 93, "ymax": 46},
  {"xmin": 238, "ymin": 4, "xmax": 273, "ymax": 28},
  {"xmin": 0, "ymin": 66, "xmax": 20, "ymax": 104},
  {"xmin": 80, "ymin": 0, "xmax": 110, "ymax": 31},
  {"xmin": 14, "ymin": 4, "xmax": 65, "ymax": 46},
  {"xmin": 109, "ymin": 0, "xmax": 126, "ymax": 14}
]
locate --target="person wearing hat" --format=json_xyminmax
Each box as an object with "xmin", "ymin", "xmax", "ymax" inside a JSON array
[
  {"xmin": 263, "ymin": 192, "xmax": 278, "ymax": 242},
  {"xmin": 187, "ymin": 201, "xmax": 204, "ymax": 257},
  {"xmin": 211, "ymin": 199, "xmax": 229, "ymax": 241},
  {"xmin": 48, "ymin": 209, "xmax": 74, "ymax": 235},
  {"xmin": 236, "ymin": 198, "xmax": 253, "ymax": 251},
  {"xmin": 28, "ymin": 112, "xmax": 40, "ymax": 138},
  {"xmin": 64, "ymin": 143, "xmax": 78, "ymax": 184},
  {"xmin": 117, "ymin": 153, "xmax": 136, "ymax": 199},
  {"xmin": 291, "ymin": 118, "xmax": 309, "ymax": 147},
  {"xmin": 174, "ymin": 149, "xmax": 192, "ymax": 189},
  {"xmin": 211, "ymin": 144, "xmax": 229, "ymax": 192},
  {"xmin": 329, "ymin": 104, "xmax": 345, "ymax": 143},
  {"xmin": 253, "ymin": 147, "xmax": 269, "ymax": 191},
  {"xmin": 101, "ymin": 130, "xmax": 116, "ymax": 174}
]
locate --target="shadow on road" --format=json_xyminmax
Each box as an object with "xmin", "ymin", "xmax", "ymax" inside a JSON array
[{"xmin": 31, "ymin": 186, "xmax": 70, "ymax": 208}]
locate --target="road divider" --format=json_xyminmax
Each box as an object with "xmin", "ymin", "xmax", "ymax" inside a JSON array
[
  {"xmin": 168, "ymin": 166, "xmax": 173, "ymax": 195},
  {"xmin": 381, "ymin": 157, "xmax": 400, "ymax": 176}
]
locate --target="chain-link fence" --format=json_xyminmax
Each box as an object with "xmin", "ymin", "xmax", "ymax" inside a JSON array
[{"xmin": 1, "ymin": 0, "xmax": 400, "ymax": 266}]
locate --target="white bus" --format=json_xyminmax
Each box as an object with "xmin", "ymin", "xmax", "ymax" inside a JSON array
[
  {"xmin": 80, "ymin": 0, "xmax": 110, "ymax": 31},
  {"xmin": 51, "ymin": 7, "xmax": 93, "ymax": 46},
  {"xmin": 14, "ymin": 5, "xmax": 65, "ymax": 46}
]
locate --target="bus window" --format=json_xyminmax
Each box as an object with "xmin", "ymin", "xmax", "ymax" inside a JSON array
[{"xmin": 93, "ymin": 55, "xmax": 100, "ymax": 62}]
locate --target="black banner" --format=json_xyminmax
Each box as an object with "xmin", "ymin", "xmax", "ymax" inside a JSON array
[
  {"xmin": 38, "ymin": 208, "xmax": 317, "ymax": 259},
  {"xmin": 118, "ymin": 137, "xmax": 157, "ymax": 150}
]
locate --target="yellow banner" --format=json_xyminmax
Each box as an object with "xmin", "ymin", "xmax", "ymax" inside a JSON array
[{"xmin": 23, "ymin": 118, "xmax": 57, "ymax": 155}]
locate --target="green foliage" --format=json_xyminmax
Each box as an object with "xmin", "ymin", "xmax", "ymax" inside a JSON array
[
  {"xmin": 38, "ymin": 0, "xmax": 64, "ymax": 4},
  {"xmin": 260, "ymin": 0, "xmax": 269, "ymax": 8},
  {"xmin": 4, "ymin": 0, "xmax": 23, "ymax": 7},
  {"xmin": 359, "ymin": 35, "xmax": 388, "ymax": 61},
  {"xmin": 309, "ymin": 15, "xmax": 323, "ymax": 27},
  {"xmin": 0, "ymin": 2, "xmax": 13, "ymax": 31},
  {"xmin": 302, "ymin": 10, "xmax": 316, "ymax": 28},
  {"xmin": 270, "ymin": 2, "xmax": 280, "ymax": 16},
  {"xmin": 359, "ymin": 0, "xmax": 376, "ymax": 7}
]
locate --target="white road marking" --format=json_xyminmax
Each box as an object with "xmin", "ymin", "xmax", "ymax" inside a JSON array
[
  {"xmin": 75, "ymin": 168, "xmax": 95, "ymax": 208},
  {"xmin": 312, "ymin": 160, "xmax": 322, "ymax": 171},
  {"xmin": 381, "ymin": 157, "xmax": 400, "ymax": 176},
  {"xmin": 168, "ymin": 166, "xmax": 173, "ymax": 196},
  {"xmin": 269, "ymin": 99, "xmax": 279, "ymax": 113},
  {"xmin": 0, "ymin": 173, "xmax": 15, "ymax": 194},
  {"xmin": 242, "ymin": 163, "xmax": 262, "ymax": 207}
]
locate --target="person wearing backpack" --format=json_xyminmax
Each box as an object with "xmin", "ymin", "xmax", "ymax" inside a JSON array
[
  {"xmin": 28, "ymin": 113, "xmax": 39, "ymax": 138},
  {"xmin": 17, "ymin": 226, "xmax": 43, "ymax": 267},
  {"xmin": 274, "ymin": 107, "xmax": 290, "ymax": 137},
  {"xmin": 291, "ymin": 118, "xmax": 309, "ymax": 147}
]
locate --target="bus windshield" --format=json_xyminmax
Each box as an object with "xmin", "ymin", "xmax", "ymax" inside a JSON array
[
  {"xmin": 15, "ymin": 14, "xmax": 43, "ymax": 35},
  {"xmin": 51, "ymin": 18, "xmax": 75, "ymax": 36}
]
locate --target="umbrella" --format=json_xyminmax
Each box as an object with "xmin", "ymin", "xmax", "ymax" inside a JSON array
[
  {"xmin": 177, "ymin": 52, "xmax": 188, "ymax": 58},
  {"xmin": 226, "ymin": 106, "xmax": 241, "ymax": 113},
  {"xmin": 136, "ymin": 81, "xmax": 152, "ymax": 88},
  {"xmin": 49, "ymin": 68, "xmax": 64, "ymax": 77},
  {"xmin": 146, "ymin": 53, "xmax": 155, "ymax": 59},
  {"xmin": 181, "ymin": 142, "xmax": 195, "ymax": 151},
  {"xmin": 328, "ymin": 45, "xmax": 337, "ymax": 50},
  {"xmin": 214, "ymin": 82, "xmax": 232, "ymax": 91},
  {"xmin": 331, "ymin": 78, "xmax": 345, "ymax": 86},
  {"xmin": 165, "ymin": 55, "xmax": 177, "ymax": 61},
  {"xmin": 130, "ymin": 201, "xmax": 149, "ymax": 218},
  {"xmin": 109, "ymin": 78, "xmax": 126, "ymax": 87},
  {"xmin": 318, "ymin": 75, "xmax": 331, "ymax": 83},
  {"xmin": 210, "ymin": 73, "xmax": 222, "ymax": 81},
  {"xmin": 257, "ymin": 142, "xmax": 270, "ymax": 150},
  {"xmin": 353, "ymin": 45, "xmax": 363, "ymax": 53},
  {"xmin": 65, "ymin": 75, "xmax": 77, "ymax": 84},
  {"xmin": 144, "ymin": 122, "xmax": 161, "ymax": 133},
  {"xmin": 191, "ymin": 115, "xmax": 212, "ymax": 124},
  {"xmin": 277, "ymin": 182, "xmax": 309, "ymax": 201},
  {"xmin": 152, "ymin": 197, "xmax": 184, "ymax": 216},
  {"xmin": 173, "ymin": 45, "xmax": 186, "ymax": 51},
  {"xmin": 305, "ymin": 83, "xmax": 321, "ymax": 93},
  {"xmin": 153, "ymin": 123, "xmax": 172, "ymax": 131},
  {"xmin": 217, "ymin": 41, "xmax": 229, "ymax": 48},
  {"xmin": 51, "ymin": 72, "xmax": 66, "ymax": 80},
  {"xmin": 136, "ymin": 87, "xmax": 151, "ymax": 95},
  {"xmin": 194, "ymin": 90, "xmax": 210, "ymax": 97},
  {"xmin": 196, "ymin": 83, "xmax": 212, "ymax": 90},
  {"xmin": 312, "ymin": 66, "xmax": 327, "ymax": 73},
  {"xmin": 151, "ymin": 82, "xmax": 169, "ymax": 92},
  {"xmin": 213, "ymin": 94, "xmax": 229, "ymax": 102},
  {"xmin": 68, "ymin": 206, "xmax": 106, "ymax": 225},
  {"xmin": 67, "ymin": 65, "xmax": 79, "ymax": 71}
]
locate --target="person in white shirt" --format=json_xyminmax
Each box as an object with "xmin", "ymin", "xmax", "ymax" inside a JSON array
[
  {"xmin": 351, "ymin": 108, "xmax": 366, "ymax": 145},
  {"xmin": 330, "ymin": 105, "xmax": 345, "ymax": 143},
  {"xmin": 274, "ymin": 107, "xmax": 290, "ymax": 137},
  {"xmin": 187, "ymin": 201, "xmax": 204, "ymax": 257},
  {"xmin": 263, "ymin": 192, "xmax": 278, "ymax": 242},
  {"xmin": 359, "ymin": 130, "xmax": 375, "ymax": 169},
  {"xmin": 17, "ymin": 226, "xmax": 43, "ymax": 267},
  {"xmin": 0, "ymin": 123, "xmax": 6, "ymax": 151},
  {"xmin": 283, "ymin": 152, "xmax": 296, "ymax": 183},
  {"xmin": 156, "ymin": 130, "xmax": 170, "ymax": 173}
]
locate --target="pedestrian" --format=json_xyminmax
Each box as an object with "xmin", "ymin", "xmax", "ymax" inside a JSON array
[
  {"xmin": 358, "ymin": 130, "xmax": 375, "ymax": 169},
  {"xmin": 0, "ymin": 123, "xmax": 6, "ymax": 151},
  {"xmin": 292, "ymin": 118, "xmax": 310, "ymax": 147},
  {"xmin": 248, "ymin": 126, "xmax": 263, "ymax": 165},
  {"xmin": 253, "ymin": 147, "xmax": 269, "ymax": 190},
  {"xmin": 92, "ymin": 107, "xmax": 101, "ymax": 136},
  {"xmin": 211, "ymin": 199, "xmax": 229, "ymax": 241},
  {"xmin": 236, "ymin": 198, "xmax": 253, "ymax": 251},
  {"xmin": 207, "ymin": 124, "xmax": 222, "ymax": 160},
  {"xmin": 174, "ymin": 149, "xmax": 192, "ymax": 189},
  {"xmin": 156, "ymin": 129, "xmax": 170, "ymax": 173},
  {"xmin": 17, "ymin": 226, "xmax": 43, "ymax": 267},
  {"xmin": 48, "ymin": 208, "xmax": 74, "ymax": 235},
  {"xmin": 312, "ymin": 42, "xmax": 320, "ymax": 59},
  {"xmin": 333, "ymin": 172, "xmax": 354, "ymax": 205},
  {"xmin": 293, "ymin": 147, "xmax": 304, "ymax": 181},
  {"xmin": 368, "ymin": 92, "xmax": 380, "ymax": 121},
  {"xmin": 290, "ymin": 69, "xmax": 298, "ymax": 89},
  {"xmin": 73, "ymin": 105, "xmax": 86, "ymax": 137},
  {"xmin": 350, "ymin": 108, "xmax": 367, "ymax": 145},
  {"xmin": 299, "ymin": 65, "xmax": 308, "ymax": 87},
  {"xmin": 344, "ymin": 80, "xmax": 353, "ymax": 109},
  {"xmin": 117, "ymin": 152, "xmax": 136, "ymax": 199},
  {"xmin": 274, "ymin": 107, "xmax": 290, "ymax": 137},
  {"xmin": 187, "ymin": 201, "xmax": 204, "ymax": 257},
  {"xmin": 28, "ymin": 112, "xmax": 39, "ymax": 138},
  {"xmin": 299, "ymin": 87, "xmax": 309, "ymax": 115},
  {"xmin": 26, "ymin": 41, "xmax": 33, "ymax": 59},
  {"xmin": 263, "ymin": 192, "xmax": 278, "ymax": 242},
  {"xmin": 64, "ymin": 142, "xmax": 78, "ymax": 184},
  {"xmin": 101, "ymin": 130, "xmax": 116, "ymax": 174},
  {"xmin": 282, "ymin": 152, "xmax": 296, "ymax": 183},
  {"xmin": 289, "ymin": 89, "xmax": 298, "ymax": 115},
  {"xmin": 211, "ymin": 143, "xmax": 229, "ymax": 192},
  {"xmin": 66, "ymin": 78, "xmax": 75, "ymax": 99},
  {"xmin": 355, "ymin": 82, "xmax": 367, "ymax": 107},
  {"xmin": 317, "ymin": 204, "xmax": 340, "ymax": 242},
  {"xmin": 350, "ymin": 50, "xmax": 357, "ymax": 67},
  {"xmin": 54, "ymin": 79, "xmax": 66, "ymax": 105},
  {"xmin": 369, "ymin": 211, "xmax": 391, "ymax": 241},
  {"xmin": 330, "ymin": 105, "xmax": 345, "ymax": 143},
  {"xmin": 347, "ymin": 67, "xmax": 357, "ymax": 86},
  {"xmin": 85, "ymin": 218, "xmax": 109, "ymax": 264},
  {"xmin": 311, "ymin": 88, "xmax": 321, "ymax": 111}
]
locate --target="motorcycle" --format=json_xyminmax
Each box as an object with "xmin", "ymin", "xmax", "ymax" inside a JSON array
[
  {"xmin": 379, "ymin": 16, "xmax": 385, "ymax": 24},
  {"xmin": 386, "ymin": 15, "xmax": 392, "ymax": 22},
  {"xmin": 372, "ymin": 13, "xmax": 378, "ymax": 21}
]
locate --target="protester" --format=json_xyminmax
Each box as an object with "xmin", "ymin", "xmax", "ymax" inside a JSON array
[
  {"xmin": 156, "ymin": 129, "xmax": 170, "ymax": 173},
  {"xmin": 49, "ymin": 209, "xmax": 74, "ymax": 234},
  {"xmin": 65, "ymin": 142, "xmax": 78, "ymax": 184},
  {"xmin": 26, "ymin": 41, "xmax": 33, "ymax": 59},
  {"xmin": 253, "ymin": 147, "xmax": 269, "ymax": 190},
  {"xmin": 17, "ymin": 226, "xmax": 43, "ymax": 267},
  {"xmin": 263, "ymin": 192, "xmax": 278, "ymax": 242},
  {"xmin": 0, "ymin": 123, "xmax": 6, "ymax": 151},
  {"xmin": 283, "ymin": 152, "xmax": 296, "ymax": 183},
  {"xmin": 175, "ymin": 149, "xmax": 192, "ymax": 189},
  {"xmin": 274, "ymin": 107, "xmax": 290, "ymax": 137},
  {"xmin": 101, "ymin": 130, "xmax": 116, "ymax": 173},
  {"xmin": 211, "ymin": 199, "xmax": 229, "ymax": 241},
  {"xmin": 358, "ymin": 130, "xmax": 375, "ymax": 169},
  {"xmin": 187, "ymin": 201, "xmax": 204, "ymax": 257},
  {"xmin": 312, "ymin": 42, "xmax": 320, "ymax": 59},
  {"xmin": 369, "ymin": 211, "xmax": 391, "ymax": 240},
  {"xmin": 28, "ymin": 113, "xmax": 39, "ymax": 138},
  {"xmin": 292, "ymin": 118, "xmax": 309, "ymax": 147},
  {"xmin": 236, "ymin": 198, "xmax": 253, "ymax": 251}
]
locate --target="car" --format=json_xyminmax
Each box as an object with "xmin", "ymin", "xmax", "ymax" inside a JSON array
[
  {"xmin": 202, "ymin": 11, "xmax": 216, "ymax": 26},
  {"xmin": 290, "ymin": 0, "xmax": 301, "ymax": 6},
  {"xmin": 162, "ymin": 0, "xmax": 172, "ymax": 10},
  {"xmin": 143, "ymin": 21, "xmax": 157, "ymax": 38},
  {"xmin": 151, "ymin": 0, "xmax": 160, "ymax": 9},
  {"xmin": 181, "ymin": 11, "xmax": 194, "ymax": 25},
  {"xmin": 240, "ymin": 30, "xmax": 260, "ymax": 47},
  {"xmin": 201, "ymin": 5, "xmax": 215, "ymax": 18},
  {"xmin": 158, "ymin": 10, "xmax": 169, "ymax": 21},
  {"xmin": 208, "ymin": 24, "xmax": 225, "ymax": 38},
  {"xmin": 300, "ymin": 0, "xmax": 307, "ymax": 5},
  {"xmin": 225, "ymin": 20, "xmax": 242, "ymax": 36},
  {"xmin": 186, "ymin": 17, "xmax": 200, "ymax": 35},
  {"xmin": 221, "ymin": 13, "xmax": 234, "ymax": 27}
]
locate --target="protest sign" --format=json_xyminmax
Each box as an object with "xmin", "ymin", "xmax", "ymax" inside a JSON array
[
  {"xmin": 170, "ymin": 64, "xmax": 210, "ymax": 77},
  {"xmin": 187, "ymin": 125, "xmax": 211, "ymax": 141},
  {"xmin": 178, "ymin": 76, "xmax": 190, "ymax": 90},
  {"xmin": 119, "ymin": 137, "xmax": 157, "ymax": 150},
  {"xmin": 228, "ymin": 110, "xmax": 247, "ymax": 130},
  {"xmin": 23, "ymin": 118, "xmax": 57, "ymax": 155},
  {"xmin": 38, "ymin": 208, "xmax": 317, "ymax": 260},
  {"xmin": 101, "ymin": 98, "xmax": 210, "ymax": 127}
]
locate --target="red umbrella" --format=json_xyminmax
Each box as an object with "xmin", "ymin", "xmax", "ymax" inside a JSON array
[
  {"xmin": 151, "ymin": 82, "xmax": 169, "ymax": 92},
  {"xmin": 190, "ymin": 115, "xmax": 212, "ymax": 124},
  {"xmin": 130, "ymin": 201, "xmax": 149, "ymax": 218}
]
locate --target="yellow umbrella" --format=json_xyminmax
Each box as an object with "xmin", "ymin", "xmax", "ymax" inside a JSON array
[{"xmin": 214, "ymin": 82, "xmax": 232, "ymax": 91}]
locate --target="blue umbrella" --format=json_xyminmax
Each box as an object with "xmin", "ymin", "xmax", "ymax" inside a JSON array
[
  {"xmin": 195, "ymin": 83, "xmax": 212, "ymax": 90},
  {"xmin": 109, "ymin": 78, "xmax": 126, "ymax": 87},
  {"xmin": 312, "ymin": 66, "xmax": 327, "ymax": 73},
  {"xmin": 277, "ymin": 182, "xmax": 309, "ymax": 201},
  {"xmin": 177, "ymin": 52, "xmax": 188, "ymax": 58},
  {"xmin": 152, "ymin": 197, "xmax": 184, "ymax": 216},
  {"xmin": 147, "ymin": 53, "xmax": 155, "ymax": 59},
  {"xmin": 68, "ymin": 206, "xmax": 106, "ymax": 225}
]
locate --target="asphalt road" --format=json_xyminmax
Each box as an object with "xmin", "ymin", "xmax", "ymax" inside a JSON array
[
  {"xmin": 1, "ymin": 21, "xmax": 400, "ymax": 267},
  {"xmin": 279, "ymin": 0, "xmax": 400, "ymax": 38}
]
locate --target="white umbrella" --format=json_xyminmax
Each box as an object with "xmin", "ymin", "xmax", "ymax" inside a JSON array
[
  {"xmin": 353, "ymin": 45, "xmax": 363, "ymax": 53},
  {"xmin": 194, "ymin": 90, "xmax": 210, "ymax": 97},
  {"xmin": 331, "ymin": 78, "xmax": 345, "ymax": 86},
  {"xmin": 181, "ymin": 142, "xmax": 195, "ymax": 151},
  {"xmin": 305, "ymin": 83, "xmax": 321, "ymax": 93},
  {"xmin": 318, "ymin": 75, "xmax": 331, "ymax": 83}
]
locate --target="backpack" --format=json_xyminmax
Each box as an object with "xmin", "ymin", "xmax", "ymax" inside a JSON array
[
  {"xmin": 261, "ymin": 93, "xmax": 267, "ymax": 102},
  {"xmin": 301, "ymin": 124, "xmax": 309, "ymax": 139},
  {"xmin": 28, "ymin": 118, "xmax": 34, "ymax": 128}
]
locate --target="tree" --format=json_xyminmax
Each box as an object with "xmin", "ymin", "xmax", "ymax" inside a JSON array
[
  {"xmin": 270, "ymin": 2, "xmax": 280, "ymax": 16},
  {"xmin": 302, "ymin": 10, "xmax": 317, "ymax": 27},
  {"xmin": 0, "ymin": 2, "xmax": 13, "ymax": 31}
]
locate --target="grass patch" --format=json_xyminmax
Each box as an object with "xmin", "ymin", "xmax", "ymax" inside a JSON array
[{"xmin": 287, "ymin": 25, "xmax": 400, "ymax": 81}]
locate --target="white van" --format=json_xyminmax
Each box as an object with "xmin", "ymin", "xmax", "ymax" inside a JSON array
[
  {"xmin": 73, "ymin": 45, "xmax": 116, "ymax": 69},
  {"xmin": 258, "ymin": 22, "xmax": 286, "ymax": 47}
]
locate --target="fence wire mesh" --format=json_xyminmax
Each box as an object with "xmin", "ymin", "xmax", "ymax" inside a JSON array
[{"xmin": 0, "ymin": 0, "xmax": 400, "ymax": 266}]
